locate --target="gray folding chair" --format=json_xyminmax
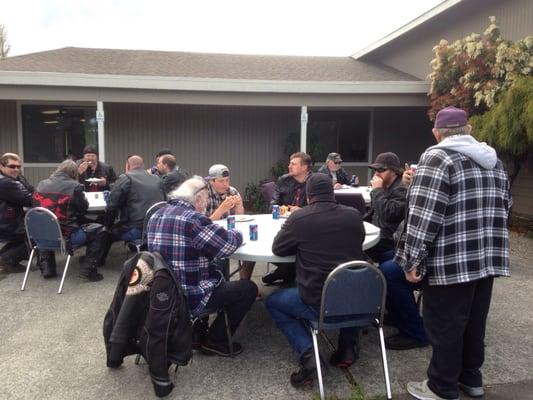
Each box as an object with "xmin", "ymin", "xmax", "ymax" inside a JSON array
[
  {"xmin": 21, "ymin": 207, "xmax": 76, "ymax": 294},
  {"xmin": 125, "ymin": 201, "xmax": 167, "ymax": 254},
  {"xmin": 308, "ymin": 260, "xmax": 392, "ymax": 400}
]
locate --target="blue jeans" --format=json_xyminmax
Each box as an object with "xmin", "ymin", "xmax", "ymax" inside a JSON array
[
  {"xmin": 265, "ymin": 288, "xmax": 359, "ymax": 358},
  {"xmin": 70, "ymin": 228, "xmax": 87, "ymax": 247},
  {"xmin": 119, "ymin": 228, "xmax": 142, "ymax": 242},
  {"xmin": 379, "ymin": 257, "xmax": 427, "ymax": 343}
]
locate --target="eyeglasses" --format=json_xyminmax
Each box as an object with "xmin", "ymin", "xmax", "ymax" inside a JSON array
[
  {"xmin": 5, "ymin": 164, "xmax": 22, "ymax": 169},
  {"xmin": 194, "ymin": 183, "xmax": 208, "ymax": 196},
  {"xmin": 334, "ymin": 161, "xmax": 342, "ymax": 165}
]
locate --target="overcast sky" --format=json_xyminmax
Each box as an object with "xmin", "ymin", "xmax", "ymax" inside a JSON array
[{"xmin": 2, "ymin": 0, "xmax": 444, "ymax": 57}]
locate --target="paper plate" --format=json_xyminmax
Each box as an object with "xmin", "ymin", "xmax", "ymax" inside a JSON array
[{"xmin": 234, "ymin": 215, "xmax": 255, "ymax": 223}]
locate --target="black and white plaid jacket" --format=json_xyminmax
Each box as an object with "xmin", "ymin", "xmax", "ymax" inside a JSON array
[{"xmin": 394, "ymin": 136, "xmax": 511, "ymax": 286}]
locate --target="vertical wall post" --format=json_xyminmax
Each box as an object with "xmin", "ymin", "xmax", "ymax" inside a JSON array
[
  {"xmin": 96, "ymin": 101, "xmax": 105, "ymax": 162},
  {"xmin": 300, "ymin": 106, "xmax": 308, "ymax": 152}
]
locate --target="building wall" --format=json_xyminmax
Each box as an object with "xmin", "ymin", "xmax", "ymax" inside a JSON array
[
  {"xmin": 104, "ymin": 103, "xmax": 300, "ymax": 191},
  {"xmin": 0, "ymin": 100, "xmax": 18, "ymax": 153},
  {"xmin": 363, "ymin": 0, "xmax": 533, "ymax": 79}
]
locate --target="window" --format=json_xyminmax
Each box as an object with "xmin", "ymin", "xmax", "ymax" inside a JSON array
[
  {"xmin": 307, "ymin": 110, "xmax": 370, "ymax": 163},
  {"xmin": 21, "ymin": 105, "xmax": 97, "ymax": 163}
]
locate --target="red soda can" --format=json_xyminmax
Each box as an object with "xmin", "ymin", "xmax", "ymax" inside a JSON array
[{"xmin": 249, "ymin": 224, "xmax": 258, "ymax": 241}]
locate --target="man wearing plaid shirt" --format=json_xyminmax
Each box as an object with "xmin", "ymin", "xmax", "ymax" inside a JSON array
[
  {"xmin": 395, "ymin": 107, "xmax": 511, "ymax": 400},
  {"xmin": 147, "ymin": 176, "xmax": 257, "ymax": 357}
]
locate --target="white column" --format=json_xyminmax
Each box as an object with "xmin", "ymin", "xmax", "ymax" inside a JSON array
[
  {"xmin": 300, "ymin": 106, "xmax": 308, "ymax": 152},
  {"xmin": 96, "ymin": 101, "xmax": 105, "ymax": 162}
]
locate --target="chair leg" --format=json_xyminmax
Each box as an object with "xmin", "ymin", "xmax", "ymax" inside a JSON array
[
  {"xmin": 222, "ymin": 307, "xmax": 234, "ymax": 357},
  {"xmin": 20, "ymin": 248, "xmax": 35, "ymax": 291},
  {"xmin": 57, "ymin": 254, "xmax": 71, "ymax": 294},
  {"xmin": 310, "ymin": 327, "xmax": 325, "ymax": 400},
  {"xmin": 378, "ymin": 325, "xmax": 392, "ymax": 400}
]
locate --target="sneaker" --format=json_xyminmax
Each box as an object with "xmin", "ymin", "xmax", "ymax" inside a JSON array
[
  {"xmin": 290, "ymin": 364, "xmax": 316, "ymax": 388},
  {"xmin": 385, "ymin": 333, "xmax": 428, "ymax": 350},
  {"xmin": 329, "ymin": 346, "xmax": 359, "ymax": 368},
  {"xmin": 458, "ymin": 382, "xmax": 485, "ymax": 398},
  {"xmin": 200, "ymin": 340, "xmax": 243, "ymax": 357},
  {"xmin": 261, "ymin": 269, "xmax": 284, "ymax": 285},
  {"xmin": 406, "ymin": 380, "xmax": 459, "ymax": 400}
]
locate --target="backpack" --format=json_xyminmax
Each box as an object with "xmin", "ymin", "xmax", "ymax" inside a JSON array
[{"xmin": 103, "ymin": 251, "xmax": 192, "ymax": 397}]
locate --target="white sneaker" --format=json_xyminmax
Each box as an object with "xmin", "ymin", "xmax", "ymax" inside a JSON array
[{"xmin": 406, "ymin": 380, "xmax": 459, "ymax": 400}]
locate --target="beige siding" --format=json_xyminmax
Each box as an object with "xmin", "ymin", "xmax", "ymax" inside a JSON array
[
  {"xmin": 104, "ymin": 103, "xmax": 300, "ymax": 191},
  {"xmin": 363, "ymin": 0, "xmax": 533, "ymax": 79},
  {"xmin": 0, "ymin": 100, "xmax": 18, "ymax": 154},
  {"xmin": 23, "ymin": 166, "xmax": 56, "ymax": 186}
]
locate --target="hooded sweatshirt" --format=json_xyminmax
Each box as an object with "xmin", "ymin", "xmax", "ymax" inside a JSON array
[{"xmin": 426, "ymin": 134, "xmax": 497, "ymax": 169}]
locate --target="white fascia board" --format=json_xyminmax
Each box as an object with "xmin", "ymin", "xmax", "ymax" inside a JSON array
[
  {"xmin": 351, "ymin": 0, "xmax": 463, "ymax": 59},
  {"xmin": 0, "ymin": 71, "xmax": 429, "ymax": 94}
]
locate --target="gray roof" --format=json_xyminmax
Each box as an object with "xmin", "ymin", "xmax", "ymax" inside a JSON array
[{"xmin": 0, "ymin": 47, "xmax": 419, "ymax": 82}]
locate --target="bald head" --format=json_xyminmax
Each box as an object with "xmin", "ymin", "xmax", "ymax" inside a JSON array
[{"xmin": 127, "ymin": 155, "xmax": 144, "ymax": 170}]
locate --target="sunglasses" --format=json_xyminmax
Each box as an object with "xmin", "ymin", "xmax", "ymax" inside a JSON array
[
  {"xmin": 374, "ymin": 168, "xmax": 387, "ymax": 173},
  {"xmin": 5, "ymin": 164, "xmax": 22, "ymax": 169},
  {"xmin": 334, "ymin": 161, "xmax": 342, "ymax": 165}
]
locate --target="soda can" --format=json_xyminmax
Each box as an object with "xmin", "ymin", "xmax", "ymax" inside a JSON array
[
  {"xmin": 272, "ymin": 205, "xmax": 280, "ymax": 219},
  {"xmin": 227, "ymin": 216, "xmax": 236, "ymax": 230},
  {"xmin": 103, "ymin": 190, "xmax": 110, "ymax": 203},
  {"xmin": 249, "ymin": 224, "xmax": 258, "ymax": 241},
  {"xmin": 350, "ymin": 175, "xmax": 357, "ymax": 186}
]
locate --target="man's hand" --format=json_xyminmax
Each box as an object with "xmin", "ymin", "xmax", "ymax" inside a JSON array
[
  {"xmin": 333, "ymin": 182, "xmax": 342, "ymax": 190},
  {"xmin": 78, "ymin": 161, "xmax": 90, "ymax": 174},
  {"xmin": 402, "ymin": 164, "xmax": 413, "ymax": 187},
  {"xmin": 233, "ymin": 194, "xmax": 243, "ymax": 207},
  {"xmin": 370, "ymin": 174, "xmax": 383, "ymax": 189},
  {"xmin": 220, "ymin": 196, "xmax": 236, "ymax": 213},
  {"xmin": 405, "ymin": 268, "xmax": 423, "ymax": 283},
  {"xmin": 288, "ymin": 205, "xmax": 301, "ymax": 212},
  {"xmin": 97, "ymin": 177, "xmax": 107, "ymax": 187}
]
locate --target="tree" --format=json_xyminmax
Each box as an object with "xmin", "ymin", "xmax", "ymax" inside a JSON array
[
  {"xmin": 470, "ymin": 76, "xmax": 533, "ymax": 186},
  {"xmin": 428, "ymin": 17, "xmax": 533, "ymax": 120},
  {"xmin": 0, "ymin": 24, "xmax": 11, "ymax": 59}
]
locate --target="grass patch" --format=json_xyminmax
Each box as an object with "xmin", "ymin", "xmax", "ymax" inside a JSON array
[{"xmin": 311, "ymin": 383, "xmax": 366, "ymax": 400}]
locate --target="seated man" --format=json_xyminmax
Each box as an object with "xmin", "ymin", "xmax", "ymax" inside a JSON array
[
  {"xmin": 105, "ymin": 155, "xmax": 165, "ymax": 244},
  {"xmin": 77, "ymin": 144, "xmax": 117, "ymax": 192},
  {"xmin": 33, "ymin": 160, "xmax": 108, "ymax": 281},
  {"xmin": 147, "ymin": 176, "xmax": 257, "ymax": 357},
  {"xmin": 0, "ymin": 153, "xmax": 33, "ymax": 274},
  {"xmin": 147, "ymin": 148, "xmax": 173, "ymax": 177},
  {"xmin": 263, "ymin": 152, "xmax": 312, "ymax": 285},
  {"xmin": 156, "ymin": 154, "xmax": 188, "ymax": 197},
  {"xmin": 317, "ymin": 152, "xmax": 358, "ymax": 189},
  {"xmin": 366, "ymin": 152, "xmax": 428, "ymax": 350},
  {"xmin": 265, "ymin": 173, "xmax": 366, "ymax": 388}
]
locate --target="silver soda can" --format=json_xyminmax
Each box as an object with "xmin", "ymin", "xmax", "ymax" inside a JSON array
[
  {"xmin": 227, "ymin": 216, "xmax": 235, "ymax": 230},
  {"xmin": 249, "ymin": 224, "xmax": 258, "ymax": 241},
  {"xmin": 272, "ymin": 205, "xmax": 280, "ymax": 219}
]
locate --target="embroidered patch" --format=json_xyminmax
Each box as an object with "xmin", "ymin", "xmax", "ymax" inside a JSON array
[
  {"xmin": 126, "ymin": 258, "xmax": 154, "ymax": 296},
  {"xmin": 156, "ymin": 292, "xmax": 169, "ymax": 302}
]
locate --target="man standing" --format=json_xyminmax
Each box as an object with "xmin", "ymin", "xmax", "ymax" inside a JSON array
[
  {"xmin": 263, "ymin": 152, "xmax": 312, "ymax": 284},
  {"xmin": 105, "ymin": 155, "xmax": 164, "ymax": 243},
  {"xmin": 317, "ymin": 152, "xmax": 357, "ymax": 188},
  {"xmin": 266, "ymin": 173, "xmax": 366, "ymax": 388},
  {"xmin": 77, "ymin": 144, "xmax": 117, "ymax": 192},
  {"xmin": 34, "ymin": 160, "xmax": 108, "ymax": 281},
  {"xmin": 147, "ymin": 176, "xmax": 257, "ymax": 357},
  {"xmin": 156, "ymin": 154, "xmax": 188, "ymax": 196},
  {"xmin": 0, "ymin": 153, "xmax": 33, "ymax": 274},
  {"xmin": 396, "ymin": 107, "xmax": 511, "ymax": 400},
  {"xmin": 366, "ymin": 152, "xmax": 428, "ymax": 350}
]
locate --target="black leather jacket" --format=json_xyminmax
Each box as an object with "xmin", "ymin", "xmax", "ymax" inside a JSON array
[
  {"xmin": 161, "ymin": 167, "xmax": 188, "ymax": 197},
  {"xmin": 271, "ymin": 173, "xmax": 311, "ymax": 208},
  {"xmin": 105, "ymin": 168, "xmax": 165, "ymax": 230},
  {"xmin": 0, "ymin": 173, "xmax": 33, "ymax": 240},
  {"xmin": 317, "ymin": 164, "xmax": 350, "ymax": 185},
  {"xmin": 77, "ymin": 160, "xmax": 118, "ymax": 191},
  {"xmin": 34, "ymin": 171, "xmax": 89, "ymax": 236}
]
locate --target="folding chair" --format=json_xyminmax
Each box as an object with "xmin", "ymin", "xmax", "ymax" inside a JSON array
[
  {"xmin": 334, "ymin": 193, "xmax": 366, "ymax": 214},
  {"xmin": 308, "ymin": 260, "xmax": 392, "ymax": 400},
  {"xmin": 125, "ymin": 201, "xmax": 167, "ymax": 254},
  {"xmin": 21, "ymin": 207, "xmax": 78, "ymax": 294}
]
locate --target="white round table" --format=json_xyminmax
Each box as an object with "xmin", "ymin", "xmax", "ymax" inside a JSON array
[
  {"xmin": 334, "ymin": 185, "xmax": 372, "ymax": 204},
  {"xmin": 214, "ymin": 214, "xmax": 380, "ymax": 263}
]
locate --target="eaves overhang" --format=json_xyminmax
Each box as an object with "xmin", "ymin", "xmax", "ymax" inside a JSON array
[{"xmin": 0, "ymin": 71, "xmax": 429, "ymax": 94}]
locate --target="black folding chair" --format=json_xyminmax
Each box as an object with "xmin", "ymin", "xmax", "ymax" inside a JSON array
[
  {"xmin": 307, "ymin": 260, "xmax": 392, "ymax": 400},
  {"xmin": 21, "ymin": 207, "xmax": 79, "ymax": 294}
]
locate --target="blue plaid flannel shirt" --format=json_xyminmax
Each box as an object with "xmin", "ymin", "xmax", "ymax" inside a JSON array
[{"xmin": 147, "ymin": 199, "xmax": 243, "ymax": 315}]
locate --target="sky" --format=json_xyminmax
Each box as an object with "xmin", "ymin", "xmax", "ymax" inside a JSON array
[{"xmin": 1, "ymin": 0, "xmax": 444, "ymax": 58}]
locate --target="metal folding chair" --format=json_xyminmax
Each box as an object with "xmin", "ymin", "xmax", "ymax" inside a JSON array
[
  {"xmin": 308, "ymin": 260, "xmax": 392, "ymax": 400},
  {"xmin": 21, "ymin": 207, "xmax": 76, "ymax": 294},
  {"xmin": 125, "ymin": 201, "xmax": 167, "ymax": 254}
]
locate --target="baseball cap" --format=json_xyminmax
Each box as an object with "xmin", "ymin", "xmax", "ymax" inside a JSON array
[
  {"xmin": 206, "ymin": 164, "xmax": 230, "ymax": 180},
  {"xmin": 326, "ymin": 152, "xmax": 342, "ymax": 163},
  {"xmin": 369, "ymin": 152, "xmax": 402, "ymax": 172},
  {"xmin": 434, "ymin": 106, "xmax": 468, "ymax": 129}
]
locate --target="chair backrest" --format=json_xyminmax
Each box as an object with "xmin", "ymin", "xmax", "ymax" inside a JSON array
[
  {"xmin": 24, "ymin": 207, "xmax": 66, "ymax": 254},
  {"xmin": 141, "ymin": 201, "xmax": 168, "ymax": 244},
  {"xmin": 335, "ymin": 193, "xmax": 366, "ymax": 214},
  {"xmin": 319, "ymin": 260, "xmax": 386, "ymax": 329},
  {"xmin": 261, "ymin": 182, "xmax": 276, "ymax": 211}
]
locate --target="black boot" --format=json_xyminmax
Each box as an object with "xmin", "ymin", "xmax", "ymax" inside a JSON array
[
  {"xmin": 38, "ymin": 251, "xmax": 57, "ymax": 279},
  {"xmin": 79, "ymin": 258, "xmax": 103, "ymax": 282},
  {"xmin": 290, "ymin": 348, "xmax": 322, "ymax": 388},
  {"xmin": 262, "ymin": 264, "xmax": 295, "ymax": 285}
]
